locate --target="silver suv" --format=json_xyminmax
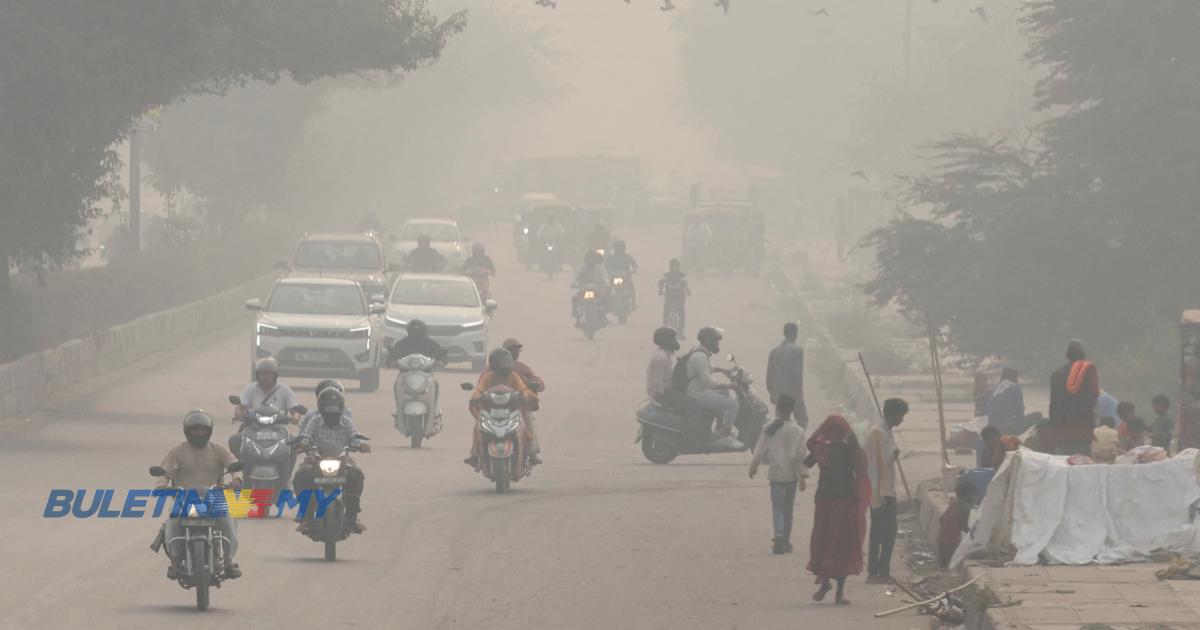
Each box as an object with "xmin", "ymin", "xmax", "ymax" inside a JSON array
[{"xmin": 247, "ymin": 277, "xmax": 386, "ymax": 391}]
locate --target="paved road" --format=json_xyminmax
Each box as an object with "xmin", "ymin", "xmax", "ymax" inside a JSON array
[{"xmin": 0, "ymin": 227, "xmax": 920, "ymax": 629}]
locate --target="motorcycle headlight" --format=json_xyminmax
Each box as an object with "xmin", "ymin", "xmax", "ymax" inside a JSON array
[
  {"xmin": 188, "ymin": 504, "xmax": 200, "ymax": 518},
  {"xmin": 583, "ymin": 291, "xmax": 596, "ymax": 300},
  {"xmin": 522, "ymin": 227, "xmax": 530, "ymax": 234},
  {"xmin": 489, "ymin": 391, "xmax": 513, "ymax": 406},
  {"xmin": 319, "ymin": 460, "xmax": 342, "ymax": 476},
  {"xmin": 613, "ymin": 277, "xmax": 624, "ymax": 286},
  {"xmin": 257, "ymin": 414, "xmax": 274, "ymax": 425}
]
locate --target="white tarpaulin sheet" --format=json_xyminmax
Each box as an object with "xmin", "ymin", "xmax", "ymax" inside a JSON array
[{"xmin": 953, "ymin": 448, "xmax": 1200, "ymax": 566}]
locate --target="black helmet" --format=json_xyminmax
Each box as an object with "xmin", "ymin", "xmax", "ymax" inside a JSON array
[
  {"xmin": 314, "ymin": 379, "xmax": 344, "ymax": 401},
  {"xmin": 653, "ymin": 327, "xmax": 680, "ymax": 352},
  {"xmin": 183, "ymin": 410, "xmax": 213, "ymax": 447},
  {"xmin": 318, "ymin": 387, "xmax": 345, "ymax": 422},
  {"xmin": 697, "ymin": 326, "xmax": 723, "ymax": 346},
  {"xmin": 407, "ymin": 319, "xmax": 428, "ymax": 337},
  {"xmin": 417, "ymin": 233, "xmax": 431, "ymax": 246},
  {"xmin": 488, "ymin": 348, "xmax": 515, "ymax": 375},
  {"xmin": 613, "ymin": 239, "xmax": 626, "ymax": 253}
]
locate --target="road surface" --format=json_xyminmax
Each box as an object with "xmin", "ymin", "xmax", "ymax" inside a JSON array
[{"xmin": 0, "ymin": 226, "xmax": 920, "ymax": 628}]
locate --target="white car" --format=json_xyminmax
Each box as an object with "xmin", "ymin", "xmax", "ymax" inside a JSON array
[
  {"xmin": 247, "ymin": 277, "xmax": 386, "ymax": 391},
  {"xmin": 383, "ymin": 274, "xmax": 496, "ymax": 370},
  {"xmin": 391, "ymin": 219, "xmax": 469, "ymax": 272}
]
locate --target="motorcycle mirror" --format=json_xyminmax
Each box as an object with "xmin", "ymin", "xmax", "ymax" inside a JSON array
[
  {"xmin": 369, "ymin": 303, "xmax": 387, "ymax": 315},
  {"xmin": 460, "ymin": 382, "xmax": 475, "ymax": 391},
  {"xmin": 228, "ymin": 394, "xmax": 242, "ymax": 405},
  {"xmin": 227, "ymin": 462, "xmax": 245, "ymax": 474},
  {"xmin": 244, "ymin": 298, "xmax": 263, "ymax": 312},
  {"xmin": 485, "ymin": 299, "xmax": 498, "ymax": 312},
  {"xmin": 353, "ymin": 434, "xmax": 371, "ymax": 441},
  {"xmin": 294, "ymin": 405, "xmax": 309, "ymax": 416},
  {"xmin": 149, "ymin": 466, "xmax": 166, "ymax": 477},
  {"xmin": 725, "ymin": 353, "xmax": 735, "ymax": 362}
]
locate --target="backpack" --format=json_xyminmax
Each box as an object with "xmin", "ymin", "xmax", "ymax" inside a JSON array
[{"xmin": 671, "ymin": 349, "xmax": 702, "ymax": 393}]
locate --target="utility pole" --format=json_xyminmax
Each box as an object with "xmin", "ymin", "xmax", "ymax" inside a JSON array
[
  {"xmin": 904, "ymin": 0, "xmax": 912, "ymax": 89},
  {"xmin": 128, "ymin": 122, "xmax": 142, "ymax": 254}
]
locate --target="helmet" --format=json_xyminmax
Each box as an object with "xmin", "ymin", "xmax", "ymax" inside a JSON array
[
  {"xmin": 488, "ymin": 348, "xmax": 515, "ymax": 373},
  {"xmin": 613, "ymin": 239, "xmax": 626, "ymax": 253},
  {"xmin": 669, "ymin": 258, "xmax": 681, "ymax": 271},
  {"xmin": 472, "ymin": 242, "xmax": 485, "ymax": 254},
  {"xmin": 183, "ymin": 410, "xmax": 214, "ymax": 430},
  {"xmin": 653, "ymin": 327, "xmax": 679, "ymax": 351},
  {"xmin": 314, "ymin": 379, "xmax": 344, "ymax": 400},
  {"xmin": 417, "ymin": 233, "xmax": 431, "ymax": 246},
  {"xmin": 697, "ymin": 326, "xmax": 723, "ymax": 346},
  {"xmin": 317, "ymin": 387, "xmax": 345, "ymax": 418},
  {"xmin": 254, "ymin": 357, "xmax": 280, "ymax": 378},
  {"xmin": 407, "ymin": 319, "xmax": 428, "ymax": 337}
]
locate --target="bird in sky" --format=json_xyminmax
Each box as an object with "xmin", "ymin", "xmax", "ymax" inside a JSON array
[
  {"xmin": 715, "ymin": 0, "xmax": 730, "ymax": 14},
  {"xmin": 850, "ymin": 170, "xmax": 869, "ymax": 182},
  {"xmin": 971, "ymin": 6, "xmax": 988, "ymax": 22},
  {"xmin": 661, "ymin": 0, "xmax": 676, "ymax": 11},
  {"xmin": 809, "ymin": 8, "xmax": 830, "ymax": 17},
  {"xmin": 534, "ymin": 0, "xmax": 556, "ymax": 7}
]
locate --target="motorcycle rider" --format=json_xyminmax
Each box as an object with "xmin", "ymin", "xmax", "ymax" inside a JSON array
[
  {"xmin": 686, "ymin": 326, "xmax": 743, "ymax": 449},
  {"xmin": 388, "ymin": 319, "xmax": 448, "ymax": 368},
  {"xmin": 464, "ymin": 348, "xmax": 538, "ymax": 469},
  {"xmin": 604, "ymin": 239, "xmax": 639, "ymax": 310},
  {"xmin": 153, "ymin": 410, "xmax": 242, "ymax": 580},
  {"xmin": 658, "ymin": 258, "xmax": 691, "ymax": 333},
  {"xmin": 461, "ymin": 242, "xmax": 496, "ymax": 276},
  {"xmin": 480, "ymin": 338, "xmax": 545, "ymax": 465},
  {"xmin": 571, "ymin": 250, "xmax": 610, "ymax": 324},
  {"xmin": 406, "ymin": 234, "xmax": 445, "ymax": 273},
  {"xmin": 299, "ymin": 379, "xmax": 351, "ymax": 435},
  {"xmin": 231, "ymin": 357, "xmax": 304, "ymax": 455},
  {"xmin": 294, "ymin": 388, "xmax": 370, "ymax": 533},
  {"xmin": 647, "ymin": 327, "xmax": 692, "ymax": 411}
]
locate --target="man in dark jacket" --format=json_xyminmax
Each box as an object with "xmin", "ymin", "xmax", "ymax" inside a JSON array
[
  {"xmin": 1047, "ymin": 339, "xmax": 1099, "ymax": 455},
  {"xmin": 388, "ymin": 319, "xmax": 447, "ymax": 367}
]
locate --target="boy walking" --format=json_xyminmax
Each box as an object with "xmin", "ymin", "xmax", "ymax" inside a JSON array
[{"xmin": 749, "ymin": 395, "xmax": 809, "ymax": 554}]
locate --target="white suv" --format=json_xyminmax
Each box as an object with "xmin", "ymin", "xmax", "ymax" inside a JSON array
[
  {"xmin": 383, "ymin": 274, "xmax": 496, "ymax": 370},
  {"xmin": 247, "ymin": 277, "xmax": 386, "ymax": 391},
  {"xmin": 391, "ymin": 219, "xmax": 469, "ymax": 272}
]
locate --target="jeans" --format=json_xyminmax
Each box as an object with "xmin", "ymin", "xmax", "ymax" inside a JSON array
[
  {"xmin": 770, "ymin": 481, "xmax": 798, "ymax": 542},
  {"xmin": 690, "ymin": 390, "xmax": 739, "ymax": 433},
  {"xmin": 868, "ymin": 496, "xmax": 898, "ymax": 577}
]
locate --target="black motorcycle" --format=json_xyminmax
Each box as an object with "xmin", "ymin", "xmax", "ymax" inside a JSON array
[
  {"xmin": 635, "ymin": 354, "xmax": 768, "ymax": 464},
  {"xmin": 149, "ymin": 461, "xmax": 244, "ymax": 611},
  {"xmin": 297, "ymin": 435, "xmax": 369, "ymax": 561},
  {"xmin": 575, "ymin": 282, "xmax": 608, "ymax": 340}
]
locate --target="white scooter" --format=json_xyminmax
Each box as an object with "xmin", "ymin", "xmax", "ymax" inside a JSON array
[{"xmin": 393, "ymin": 353, "xmax": 442, "ymax": 448}]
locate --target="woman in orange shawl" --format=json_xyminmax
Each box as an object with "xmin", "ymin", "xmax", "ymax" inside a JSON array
[{"xmin": 804, "ymin": 414, "xmax": 871, "ymax": 605}]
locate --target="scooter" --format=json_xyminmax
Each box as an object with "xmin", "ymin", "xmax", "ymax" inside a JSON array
[
  {"xmin": 575, "ymin": 282, "xmax": 607, "ymax": 340},
  {"xmin": 297, "ymin": 436, "xmax": 369, "ymax": 561},
  {"xmin": 228, "ymin": 395, "xmax": 293, "ymax": 490},
  {"xmin": 611, "ymin": 273, "xmax": 634, "ymax": 325},
  {"xmin": 393, "ymin": 353, "xmax": 441, "ymax": 448},
  {"xmin": 149, "ymin": 461, "xmax": 244, "ymax": 611},
  {"xmin": 461, "ymin": 382, "xmax": 530, "ymax": 494},
  {"xmin": 464, "ymin": 266, "xmax": 493, "ymax": 305},
  {"xmin": 635, "ymin": 353, "xmax": 769, "ymax": 464}
]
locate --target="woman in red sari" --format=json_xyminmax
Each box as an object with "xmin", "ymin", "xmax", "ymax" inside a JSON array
[{"xmin": 804, "ymin": 414, "xmax": 871, "ymax": 605}]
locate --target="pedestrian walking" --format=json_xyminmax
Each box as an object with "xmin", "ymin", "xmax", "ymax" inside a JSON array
[
  {"xmin": 749, "ymin": 396, "xmax": 809, "ymax": 554},
  {"xmin": 865, "ymin": 397, "xmax": 907, "ymax": 583},
  {"xmin": 1048, "ymin": 339, "xmax": 1099, "ymax": 455},
  {"xmin": 766, "ymin": 322, "xmax": 809, "ymax": 428},
  {"xmin": 804, "ymin": 414, "xmax": 871, "ymax": 605}
]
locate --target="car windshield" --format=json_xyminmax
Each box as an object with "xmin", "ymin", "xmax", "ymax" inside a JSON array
[
  {"xmin": 400, "ymin": 223, "xmax": 460, "ymax": 242},
  {"xmin": 390, "ymin": 278, "xmax": 479, "ymax": 308},
  {"xmin": 294, "ymin": 241, "xmax": 381, "ymax": 270},
  {"xmin": 268, "ymin": 284, "xmax": 365, "ymax": 316}
]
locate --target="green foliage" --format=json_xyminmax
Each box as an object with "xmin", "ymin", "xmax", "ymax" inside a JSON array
[
  {"xmin": 825, "ymin": 305, "xmax": 913, "ymax": 375},
  {"xmin": 1100, "ymin": 324, "xmax": 1179, "ymax": 409},
  {"xmin": 865, "ymin": 2, "xmax": 1200, "ymax": 368},
  {"xmin": 0, "ymin": 1, "xmax": 463, "ymax": 290}
]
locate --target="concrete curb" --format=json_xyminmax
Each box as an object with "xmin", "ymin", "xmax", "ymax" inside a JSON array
[{"xmin": 0, "ymin": 275, "xmax": 275, "ymax": 419}]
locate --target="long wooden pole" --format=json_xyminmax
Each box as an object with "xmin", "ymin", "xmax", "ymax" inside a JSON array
[
  {"xmin": 927, "ymin": 321, "xmax": 950, "ymax": 467},
  {"xmin": 858, "ymin": 352, "xmax": 928, "ymax": 545}
]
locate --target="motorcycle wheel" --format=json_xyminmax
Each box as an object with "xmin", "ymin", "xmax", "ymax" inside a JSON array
[
  {"xmin": 324, "ymin": 517, "xmax": 338, "ymax": 561},
  {"xmin": 192, "ymin": 539, "xmax": 210, "ymax": 611},
  {"xmin": 641, "ymin": 431, "xmax": 679, "ymax": 464},
  {"xmin": 494, "ymin": 459, "xmax": 510, "ymax": 494}
]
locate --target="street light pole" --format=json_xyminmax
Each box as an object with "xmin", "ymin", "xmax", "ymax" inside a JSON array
[{"xmin": 128, "ymin": 122, "xmax": 142, "ymax": 254}]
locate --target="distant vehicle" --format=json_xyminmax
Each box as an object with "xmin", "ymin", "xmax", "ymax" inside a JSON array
[
  {"xmin": 383, "ymin": 274, "xmax": 496, "ymax": 371},
  {"xmin": 682, "ymin": 200, "xmax": 765, "ymax": 276},
  {"xmin": 246, "ymin": 277, "xmax": 386, "ymax": 391},
  {"xmin": 391, "ymin": 219, "xmax": 470, "ymax": 272},
  {"xmin": 282, "ymin": 232, "xmax": 397, "ymax": 304}
]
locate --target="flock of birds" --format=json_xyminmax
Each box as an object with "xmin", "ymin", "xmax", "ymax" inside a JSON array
[{"xmin": 532, "ymin": 0, "xmax": 990, "ymax": 22}]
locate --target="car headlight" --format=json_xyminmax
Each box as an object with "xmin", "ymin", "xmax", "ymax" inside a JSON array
[
  {"xmin": 462, "ymin": 320, "xmax": 486, "ymax": 332},
  {"xmin": 584, "ymin": 291, "xmax": 596, "ymax": 300},
  {"xmin": 319, "ymin": 460, "xmax": 342, "ymax": 476},
  {"xmin": 522, "ymin": 227, "xmax": 530, "ymax": 234},
  {"xmin": 347, "ymin": 326, "xmax": 371, "ymax": 339},
  {"xmin": 257, "ymin": 322, "xmax": 281, "ymax": 337},
  {"xmin": 613, "ymin": 277, "xmax": 624, "ymax": 286},
  {"xmin": 386, "ymin": 315, "xmax": 407, "ymax": 328}
]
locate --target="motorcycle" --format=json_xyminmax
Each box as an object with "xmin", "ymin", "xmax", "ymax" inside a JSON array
[
  {"xmin": 297, "ymin": 435, "xmax": 369, "ymax": 561},
  {"xmin": 228, "ymin": 395, "xmax": 293, "ymax": 491},
  {"xmin": 464, "ymin": 266, "xmax": 493, "ymax": 305},
  {"xmin": 149, "ymin": 461, "xmax": 244, "ymax": 611},
  {"xmin": 575, "ymin": 282, "xmax": 607, "ymax": 340},
  {"xmin": 460, "ymin": 382, "xmax": 530, "ymax": 494},
  {"xmin": 611, "ymin": 273, "xmax": 634, "ymax": 325},
  {"xmin": 393, "ymin": 353, "xmax": 441, "ymax": 448},
  {"xmin": 662, "ymin": 291, "xmax": 686, "ymax": 335},
  {"xmin": 540, "ymin": 240, "xmax": 561, "ymax": 280},
  {"xmin": 635, "ymin": 353, "xmax": 768, "ymax": 464}
]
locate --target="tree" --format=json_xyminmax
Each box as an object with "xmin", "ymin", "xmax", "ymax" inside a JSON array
[
  {"xmin": 865, "ymin": 1, "xmax": 1200, "ymax": 368},
  {"xmin": 0, "ymin": 1, "xmax": 463, "ymax": 295}
]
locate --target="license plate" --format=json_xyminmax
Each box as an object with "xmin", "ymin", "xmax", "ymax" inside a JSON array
[
  {"xmin": 295, "ymin": 351, "xmax": 329, "ymax": 362},
  {"xmin": 313, "ymin": 477, "xmax": 345, "ymax": 485},
  {"xmin": 256, "ymin": 431, "xmax": 279, "ymax": 440}
]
